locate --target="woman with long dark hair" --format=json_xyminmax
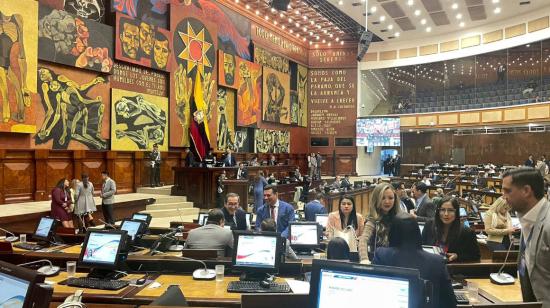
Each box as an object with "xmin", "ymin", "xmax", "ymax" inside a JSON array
[
  {"xmin": 74, "ymin": 173, "xmax": 97, "ymax": 229},
  {"xmin": 326, "ymin": 195, "xmax": 365, "ymax": 243},
  {"xmin": 422, "ymin": 196, "xmax": 480, "ymax": 262},
  {"xmin": 51, "ymin": 178, "xmax": 74, "ymax": 228},
  {"xmin": 359, "ymin": 183, "xmax": 401, "ymax": 262}
]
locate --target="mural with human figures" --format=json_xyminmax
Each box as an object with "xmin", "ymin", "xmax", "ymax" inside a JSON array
[
  {"xmin": 254, "ymin": 129, "xmax": 290, "ymax": 154},
  {"xmin": 0, "ymin": 0, "xmax": 38, "ymax": 133},
  {"xmin": 34, "ymin": 63, "xmax": 109, "ymax": 150},
  {"xmin": 40, "ymin": 0, "xmax": 106, "ymax": 22},
  {"xmin": 262, "ymin": 66, "xmax": 290, "ymax": 125},
  {"xmin": 216, "ymin": 87, "xmax": 235, "ymax": 151}
]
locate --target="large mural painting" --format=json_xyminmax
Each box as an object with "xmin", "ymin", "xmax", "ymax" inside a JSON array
[
  {"xmin": 115, "ymin": 12, "xmax": 171, "ymax": 72},
  {"xmin": 111, "ymin": 88, "xmax": 168, "ymax": 151},
  {"xmin": 169, "ymin": 2, "xmax": 217, "ymax": 147},
  {"xmin": 216, "ymin": 87, "xmax": 235, "ymax": 151},
  {"xmin": 297, "ymin": 64, "xmax": 308, "ymax": 127},
  {"xmin": 236, "ymin": 57, "xmax": 262, "ymax": 127},
  {"xmin": 262, "ymin": 66, "xmax": 290, "ymax": 125},
  {"xmin": 112, "ymin": 0, "xmax": 169, "ymax": 29},
  {"xmin": 0, "ymin": 0, "xmax": 38, "ymax": 133},
  {"xmin": 40, "ymin": 0, "xmax": 106, "ymax": 22},
  {"xmin": 254, "ymin": 128, "xmax": 290, "ymax": 154},
  {"xmin": 38, "ymin": 4, "xmax": 114, "ymax": 73},
  {"xmin": 35, "ymin": 63, "xmax": 109, "ymax": 150}
]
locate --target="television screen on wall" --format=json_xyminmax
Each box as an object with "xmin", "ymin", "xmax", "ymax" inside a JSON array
[{"xmin": 356, "ymin": 117, "xmax": 400, "ymax": 147}]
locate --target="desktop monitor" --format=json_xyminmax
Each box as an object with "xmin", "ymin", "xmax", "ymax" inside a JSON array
[
  {"xmin": 197, "ymin": 213, "xmax": 209, "ymax": 226},
  {"xmin": 289, "ymin": 222, "xmax": 320, "ymax": 251},
  {"xmin": 309, "ymin": 259, "xmax": 423, "ymax": 308},
  {"xmin": 33, "ymin": 217, "xmax": 56, "ymax": 242},
  {"xmin": 132, "ymin": 213, "xmax": 152, "ymax": 226},
  {"xmin": 459, "ymin": 207, "xmax": 468, "ymax": 217},
  {"xmin": 78, "ymin": 230, "xmax": 127, "ymax": 270},
  {"xmin": 315, "ymin": 214, "xmax": 329, "ymax": 229},
  {"xmin": 0, "ymin": 260, "xmax": 45, "ymax": 308},
  {"xmin": 232, "ymin": 231, "xmax": 283, "ymax": 274},
  {"xmin": 120, "ymin": 219, "xmax": 145, "ymax": 242}
]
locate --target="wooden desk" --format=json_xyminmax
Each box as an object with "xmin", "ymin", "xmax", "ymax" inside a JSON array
[
  {"xmin": 131, "ymin": 275, "xmax": 241, "ymax": 306},
  {"xmin": 466, "ymin": 278, "xmax": 523, "ymax": 303},
  {"xmin": 172, "ymin": 166, "xmax": 298, "ymax": 209}
]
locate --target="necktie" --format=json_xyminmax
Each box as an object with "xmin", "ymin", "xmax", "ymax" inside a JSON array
[
  {"xmin": 270, "ymin": 206, "xmax": 276, "ymax": 220},
  {"xmin": 233, "ymin": 215, "xmax": 237, "ymax": 226}
]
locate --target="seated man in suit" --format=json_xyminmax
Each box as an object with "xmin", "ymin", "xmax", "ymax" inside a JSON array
[
  {"xmin": 291, "ymin": 167, "xmax": 302, "ymax": 182},
  {"xmin": 340, "ymin": 175, "xmax": 352, "ymax": 190},
  {"xmin": 185, "ymin": 209, "xmax": 234, "ymax": 254},
  {"xmin": 268, "ymin": 154, "xmax": 277, "ymax": 166},
  {"xmin": 392, "ymin": 181, "xmax": 415, "ymax": 213},
  {"xmin": 255, "ymin": 184, "xmax": 295, "ymax": 238},
  {"xmin": 331, "ymin": 176, "xmax": 342, "ymax": 190},
  {"xmin": 304, "ymin": 192, "xmax": 327, "ymax": 221},
  {"xmin": 184, "ymin": 147, "xmax": 196, "ymax": 167},
  {"xmin": 223, "ymin": 148, "xmax": 236, "ymax": 167},
  {"xmin": 221, "ymin": 192, "xmax": 248, "ymax": 230},
  {"xmin": 236, "ymin": 162, "xmax": 248, "ymax": 180},
  {"xmin": 410, "ymin": 181, "xmax": 436, "ymax": 222}
]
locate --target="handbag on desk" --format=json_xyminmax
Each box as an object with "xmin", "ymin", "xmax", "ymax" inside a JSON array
[{"xmin": 333, "ymin": 225, "xmax": 358, "ymax": 252}]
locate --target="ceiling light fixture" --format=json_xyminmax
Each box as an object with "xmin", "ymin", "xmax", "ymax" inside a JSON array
[
  {"xmin": 420, "ymin": 18, "xmax": 426, "ymax": 25},
  {"xmin": 414, "ymin": 9, "xmax": 421, "ymax": 16},
  {"xmin": 456, "ymin": 13, "xmax": 462, "ymax": 19},
  {"xmin": 426, "ymin": 27, "xmax": 432, "ymax": 32},
  {"xmin": 380, "ymin": 16, "xmax": 386, "ymax": 22},
  {"xmin": 371, "ymin": 6, "xmax": 377, "ymax": 13},
  {"xmin": 340, "ymin": 41, "xmax": 344, "ymax": 45},
  {"xmin": 459, "ymin": 21, "xmax": 465, "ymax": 27},
  {"xmin": 388, "ymin": 24, "xmax": 394, "ymax": 30},
  {"xmin": 338, "ymin": 0, "xmax": 343, "ymax": 5},
  {"xmin": 407, "ymin": 0, "xmax": 414, "ymax": 6},
  {"xmin": 451, "ymin": 3, "xmax": 458, "ymax": 9},
  {"xmin": 494, "ymin": 7, "xmax": 501, "ymax": 14},
  {"xmin": 245, "ymin": 4, "xmax": 250, "ymax": 9},
  {"xmin": 492, "ymin": 0, "xmax": 500, "ymax": 3},
  {"xmin": 395, "ymin": 32, "xmax": 400, "ymax": 37}
]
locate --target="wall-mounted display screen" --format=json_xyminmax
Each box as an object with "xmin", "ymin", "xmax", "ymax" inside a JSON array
[{"xmin": 356, "ymin": 118, "xmax": 400, "ymax": 147}]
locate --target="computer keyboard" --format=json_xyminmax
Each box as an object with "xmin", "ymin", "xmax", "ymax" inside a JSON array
[
  {"xmin": 455, "ymin": 293, "xmax": 470, "ymax": 304},
  {"xmin": 66, "ymin": 277, "xmax": 130, "ymax": 290},
  {"xmin": 227, "ymin": 280, "xmax": 291, "ymax": 293},
  {"xmin": 14, "ymin": 243, "xmax": 43, "ymax": 251}
]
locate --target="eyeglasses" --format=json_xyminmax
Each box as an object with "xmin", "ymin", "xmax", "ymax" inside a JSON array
[{"xmin": 439, "ymin": 208, "xmax": 456, "ymax": 214}]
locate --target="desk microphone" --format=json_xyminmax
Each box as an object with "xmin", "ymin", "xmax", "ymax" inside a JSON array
[
  {"xmin": 0, "ymin": 226, "xmax": 19, "ymax": 242},
  {"xmin": 176, "ymin": 255, "xmax": 217, "ymax": 280},
  {"xmin": 19, "ymin": 259, "xmax": 60, "ymax": 277},
  {"xmin": 489, "ymin": 237, "xmax": 516, "ymax": 285},
  {"xmin": 168, "ymin": 209, "xmax": 186, "ymax": 251},
  {"xmin": 99, "ymin": 219, "xmax": 117, "ymax": 230}
]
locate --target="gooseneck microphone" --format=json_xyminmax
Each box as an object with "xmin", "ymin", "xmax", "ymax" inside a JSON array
[
  {"xmin": 490, "ymin": 236, "xmax": 516, "ymax": 285},
  {"xmin": 19, "ymin": 259, "xmax": 60, "ymax": 276},
  {"xmin": 0, "ymin": 226, "xmax": 19, "ymax": 242}
]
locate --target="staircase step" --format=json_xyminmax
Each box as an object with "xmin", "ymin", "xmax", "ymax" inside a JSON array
[
  {"xmin": 141, "ymin": 207, "xmax": 199, "ymax": 218},
  {"xmin": 136, "ymin": 186, "xmax": 174, "ymax": 195},
  {"xmin": 149, "ymin": 215, "xmax": 197, "ymax": 228},
  {"xmin": 146, "ymin": 201, "xmax": 194, "ymax": 211},
  {"xmin": 152, "ymin": 196, "xmax": 187, "ymax": 204}
]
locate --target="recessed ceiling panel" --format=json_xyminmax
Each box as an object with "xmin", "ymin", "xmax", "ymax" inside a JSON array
[
  {"xmin": 381, "ymin": 1, "xmax": 407, "ymax": 18},
  {"xmin": 429, "ymin": 11, "xmax": 451, "ymax": 26},
  {"xmin": 395, "ymin": 17, "xmax": 416, "ymax": 31},
  {"xmin": 468, "ymin": 5, "xmax": 487, "ymax": 21},
  {"xmin": 421, "ymin": 0, "xmax": 443, "ymax": 12}
]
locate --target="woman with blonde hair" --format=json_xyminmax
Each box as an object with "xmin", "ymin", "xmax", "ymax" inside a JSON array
[
  {"xmin": 484, "ymin": 197, "xmax": 517, "ymax": 251},
  {"xmin": 359, "ymin": 183, "xmax": 402, "ymax": 262}
]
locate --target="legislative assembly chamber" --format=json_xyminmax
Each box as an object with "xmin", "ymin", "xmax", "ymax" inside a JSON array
[{"xmin": 1, "ymin": 0, "xmax": 550, "ymax": 307}]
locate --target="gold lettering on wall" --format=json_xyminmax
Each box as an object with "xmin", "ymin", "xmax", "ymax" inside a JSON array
[{"xmin": 254, "ymin": 26, "xmax": 305, "ymax": 55}]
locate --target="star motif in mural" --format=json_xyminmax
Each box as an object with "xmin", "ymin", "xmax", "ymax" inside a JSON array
[{"xmin": 177, "ymin": 22, "xmax": 212, "ymax": 77}]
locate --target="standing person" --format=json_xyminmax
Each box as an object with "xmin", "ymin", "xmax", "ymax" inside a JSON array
[
  {"xmin": 536, "ymin": 156, "xmax": 547, "ymax": 177},
  {"xmin": 149, "ymin": 143, "xmax": 161, "ymax": 187},
  {"xmin": 74, "ymin": 173, "xmax": 97, "ymax": 229},
  {"xmin": 216, "ymin": 171, "xmax": 226, "ymax": 209},
  {"xmin": 184, "ymin": 147, "xmax": 196, "ymax": 167},
  {"xmin": 100, "ymin": 171, "xmax": 117, "ymax": 226},
  {"xmin": 253, "ymin": 171, "xmax": 268, "ymax": 213},
  {"xmin": 359, "ymin": 183, "xmax": 401, "ymax": 262},
  {"xmin": 223, "ymin": 148, "xmax": 236, "ymax": 167},
  {"xmin": 393, "ymin": 154, "xmax": 401, "ymax": 176},
  {"xmin": 255, "ymin": 185, "xmax": 295, "ymax": 238},
  {"xmin": 51, "ymin": 178, "xmax": 74, "ymax": 228},
  {"xmin": 316, "ymin": 152, "xmax": 322, "ymax": 180},
  {"xmin": 501, "ymin": 168, "xmax": 550, "ymax": 306},
  {"xmin": 308, "ymin": 152, "xmax": 317, "ymax": 180},
  {"xmin": 236, "ymin": 162, "xmax": 248, "ymax": 180}
]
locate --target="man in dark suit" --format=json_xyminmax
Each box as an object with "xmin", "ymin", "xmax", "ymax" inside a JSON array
[
  {"xmin": 393, "ymin": 154, "xmax": 401, "ymax": 176},
  {"xmin": 149, "ymin": 143, "xmax": 161, "ymax": 186},
  {"xmin": 502, "ymin": 168, "xmax": 550, "ymax": 306},
  {"xmin": 392, "ymin": 181, "xmax": 415, "ymax": 212},
  {"xmin": 304, "ymin": 192, "xmax": 327, "ymax": 221},
  {"xmin": 411, "ymin": 181, "xmax": 436, "ymax": 222},
  {"xmin": 340, "ymin": 175, "xmax": 352, "ymax": 190},
  {"xmin": 221, "ymin": 193, "xmax": 248, "ymax": 230},
  {"xmin": 184, "ymin": 147, "xmax": 196, "ymax": 167},
  {"xmin": 223, "ymin": 148, "xmax": 236, "ymax": 167},
  {"xmin": 236, "ymin": 162, "xmax": 248, "ymax": 180},
  {"xmin": 268, "ymin": 154, "xmax": 277, "ymax": 166},
  {"xmin": 374, "ymin": 213, "xmax": 457, "ymax": 308},
  {"xmin": 525, "ymin": 154, "xmax": 535, "ymax": 168},
  {"xmin": 255, "ymin": 185, "xmax": 295, "ymax": 238}
]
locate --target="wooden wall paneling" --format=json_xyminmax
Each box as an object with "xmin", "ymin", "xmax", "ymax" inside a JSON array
[
  {"xmin": 0, "ymin": 150, "xmax": 4, "ymax": 204},
  {"xmin": 133, "ymin": 151, "xmax": 144, "ymax": 189},
  {"xmin": 528, "ymin": 16, "xmax": 549, "ymax": 33},
  {"xmin": 73, "ymin": 151, "xmax": 85, "ymax": 183},
  {"xmin": 113, "ymin": 153, "xmax": 135, "ymax": 194},
  {"xmin": 3, "ymin": 151, "xmax": 36, "ymax": 203},
  {"xmin": 163, "ymin": 152, "xmax": 181, "ymax": 186},
  {"xmin": 419, "ymin": 44, "xmax": 438, "ymax": 56},
  {"xmin": 46, "ymin": 151, "xmax": 74, "ymax": 198},
  {"xmin": 81, "ymin": 153, "xmax": 107, "ymax": 195},
  {"xmin": 34, "ymin": 150, "xmax": 48, "ymax": 201},
  {"xmin": 483, "ymin": 30, "xmax": 503, "ymax": 44}
]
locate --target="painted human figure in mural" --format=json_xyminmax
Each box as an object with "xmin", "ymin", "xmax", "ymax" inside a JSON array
[
  {"xmin": 152, "ymin": 31, "xmax": 170, "ymax": 70},
  {"xmin": 0, "ymin": 12, "xmax": 31, "ymax": 123},
  {"xmin": 139, "ymin": 21, "xmax": 153, "ymax": 57},
  {"xmin": 174, "ymin": 64, "xmax": 191, "ymax": 146},
  {"xmin": 298, "ymin": 71, "xmax": 307, "ymax": 125},
  {"xmin": 237, "ymin": 61, "xmax": 258, "ymax": 125},
  {"xmin": 114, "ymin": 94, "xmax": 167, "ymax": 149},
  {"xmin": 264, "ymin": 72, "xmax": 288, "ymax": 123},
  {"xmin": 66, "ymin": 0, "xmax": 105, "ymax": 21},
  {"xmin": 216, "ymin": 88, "xmax": 233, "ymax": 151},
  {"xmin": 223, "ymin": 53, "xmax": 235, "ymax": 86},
  {"xmin": 119, "ymin": 19, "xmax": 140, "ymax": 59},
  {"xmin": 36, "ymin": 67, "xmax": 106, "ymax": 149}
]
